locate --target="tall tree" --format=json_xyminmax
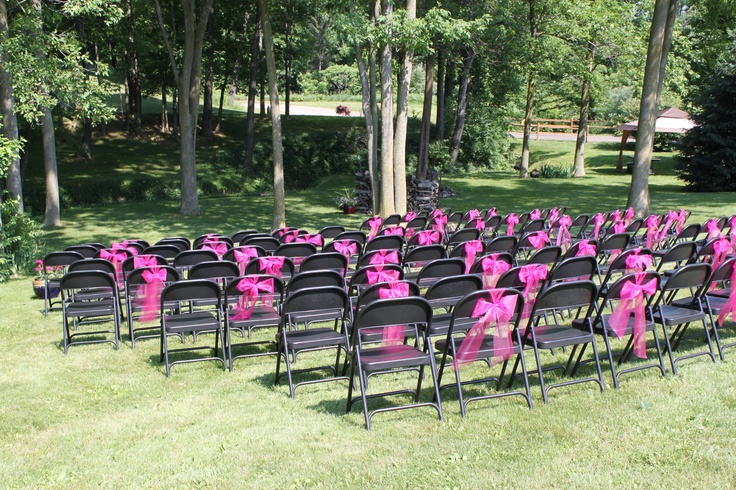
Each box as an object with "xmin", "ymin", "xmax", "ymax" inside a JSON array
[
  {"xmin": 377, "ymin": 0, "xmax": 395, "ymax": 216},
  {"xmin": 0, "ymin": 0, "xmax": 21, "ymax": 210},
  {"xmin": 244, "ymin": 5, "xmax": 260, "ymax": 170},
  {"xmin": 259, "ymin": 0, "xmax": 285, "ymax": 230},
  {"xmin": 152, "ymin": 0, "xmax": 215, "ymax": 216}
]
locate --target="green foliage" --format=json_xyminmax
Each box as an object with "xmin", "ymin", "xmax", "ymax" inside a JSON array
[
  {"xmin": 0, "ymin": 197, "xmax": 44, "ymax": 282},
  {"xmin": 539, "ymin": 164, "xmax": 574, "ymax": 179},
  {"xmin": 675, "ymin": 61, "xmax": 736, "ymax": 191},
  {"xmin": 298, "ymin": 64, "xmax": 362, "ymax": 96}
]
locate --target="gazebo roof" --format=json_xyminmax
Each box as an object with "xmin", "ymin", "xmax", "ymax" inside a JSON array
[{"xmin": 617, "ymin": 107, "xmax": 695, "ymax": 133}]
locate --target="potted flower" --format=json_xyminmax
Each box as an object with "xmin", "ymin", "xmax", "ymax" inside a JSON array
[
  {"xmin": 32, "ymin": 260, "xmax": 63, "ymax": 299},
  {"xmin": 335, "ymin": 189, "xmax": 357, "ymax": 214}
]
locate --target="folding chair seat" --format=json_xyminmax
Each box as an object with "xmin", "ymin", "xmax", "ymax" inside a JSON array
[
  {"xmin": 142, "ymin": 244, "xmax": 181, "ymax": 263},
  {"xmin": 173, "ymin": 249, "xmax": 219, "ymax": 277},
  {"xmin": 364, "ymin": 235, "xmax": 405, "ymax": 254},
  {"xmin": 299, "ymin": 252, "xmax": 349, "ymax": 277},
  {"xmin": 652, "ymin": 263, "xmax": 716, "ymax": 374},
  {"xmin": 513, "ymin": 280, "xmax": 605, "ymax": 403},
  {"xmin": 222, "ymin": 245, "xmax": 268, "ymax": 275},
  {"xmin": 435, "ymin": 289, "xmax": 532, "ymax": 417},
  {"xmin": 231, "ymin": 229, "xmax": 260, "ymax": 244},
  {"xmin": 60, "ymin": 270, "xmax": 122, "ymax": 354},
  {"xmin": 275, "ymin": 286, "xmax": 350, "ymax": 397},
  {"xmin": 318, "ymin": 225, "xmax": 345, "ymax": 241},
  {"xmin": 423, "ymin": 274, "xmax": 483, "ymax": 343},
  {"xmin": 64, "ymin": 244, "xmax": 99, "ymax": 258},
  {"xmin": 346, "ymin": 296, "xmax": 443, "ymax": 429},
  {"xmin": 468, "ymin": 252, "xmax": 514, "ymax": 289},
  {"xmin": 586, "ymin": 272, "xmax": 666, "ymax": 388},
  {"xmin": 415, "ymin": 258, "xmax": 465, "ymax": 289},
  {"xmin": 403, "ymin": 245, "xmax": 446, "ymax": 281},
  {"xmin": 241, "ymin": 236, "xmax": 280, "ymax": 254},
  {"xmin": 159, "ymin": 280, "xmax": 226, "ymax": 377},
  {"xmin": 125, "ymin": 265, "xmax": 180, "ymax": 347},
  {"xmin": 155, "ymin": 237, "xmax": 190, "ymax": 251},
  {"xmin": 703, "ymin": 257, "xmax": 736, "ymax": 359},
  {"xmin": 224, "ymin": 274, "xmax": 284, "ymax": 369}
]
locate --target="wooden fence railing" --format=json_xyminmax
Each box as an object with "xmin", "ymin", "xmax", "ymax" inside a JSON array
[{"xmin": 509, "ymin": 118, "xmax": 616, "ymax": 140}]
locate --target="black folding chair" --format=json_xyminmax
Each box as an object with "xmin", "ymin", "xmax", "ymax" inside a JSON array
[
  {"xmin": 125, "ymin": 265, "xmax": 180, "ymax": 347},
  {"xmin": 41, "ymin": 251, "xmax": 84, "ymax": 316}
]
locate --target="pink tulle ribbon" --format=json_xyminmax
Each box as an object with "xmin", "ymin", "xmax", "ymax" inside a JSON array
[
  {"xmin": 113, "ymin": 240, "xmax": 139, "ymax": 256},
  {"xmin": 730, "ymin": 223, "xmax": 736, "ymax": 254},
  {"xmin": 468, "ymin": 209, "xmax": 481, "ymax": 220},
  {"xmin": 366, "ymin": 266, "xmax": 400, "ymax": 285},
  {"xmin": 661, "ymin": 210, "xmax": 679, "ymax": 238},
  {"xmin": 717, "ymin": 268, "xmax": 736, "ymax": 325},
  {"xmin": 575, "ymin": 240, "xmax": 597, "ymax": 257},
  {"xmin": 712, "ymin": 237, "xmax": 731, "ymax": 273},
  {"xmin": 548, "ymin": 208, "xmax": 560, "ymax": 224},
  {"xmin": 100, "ymin": 249, "xmax": 127, "ymax": 281},
  {"xmin": 556, "ymin": 215, "xmax": 572, "ymax": 248},
  {"xmin": 645, "ymin": 215, "xmax": 660, "ymax": 249},
  {"xmin": 625, "ymin": 249, "xmax": 653, "ymax": 273},
  {"xmin": 369, "ymin": 249, "xmax": 400, "ymax": 266},
  {"xmin": 505, "ymin": 214, "xmax": 519, "ymax": 236},
  {"xmin": 607, "ymin": 272, "xmax": 657, "ymax": 359},
  {"xmin": 294, "ymin": 234, "xmax": 324, "ymax": 246},
  {"xmin": 378, "ymin": 282, "xmax": 410, "ymax": 345},
  {"xmin": 675, "ymin": 209, "xmax": 688, "ymax": 234},
  {"xmin": 383, "ymin": 226, "xmax": 405, "ymax": 236},
  {"xmin": 480, "ymin": 254, "xmax": 511, "ymax": 289},
  {"xmin": 203, "ymin": 238, "xmax": 227, "ymax": 258},
  {"xmin": 624, "ymin": 207, "xmax": 634, "ymax": 226},
  {"xmin": 258, "ymin": 256, "xmax": 285, "ymax": 278},
  {"xmin": 528, "ymin": 231, "xmax": 550, "ymax": 250},
  {"xmin": 706, "ymin": 219, "xmax": 722, "ymax": 239},
  {"xmin": 488, "ymin": 208, "xmax": 497, "ymax": 217},
  {"xmin": 463, "ymin": 240, "xmax": 484, "ymax": 273},
  {"xmin": 519, "ymin": 264, "xmax": 548, "ymax": 325},
  {"xmin": 230, "ymin": 276, "xmax": 275, "ymax": 321},
  {"xmin": 455, "ymin": 291, "xmax": 517, "ymax": 369},
  {"xmin": 432, "ymin": 214, "xmax": 448, "ymax": 233},
  {"xmin": 139, "ymin": 267, "xmax": 167, "ymax": 323},
  {"xmin": 134, "ymin": 255, "xmax": 159, "ymax": 269},
  {"xmin": 234, "ymin": 247, "xmax": 259, "ymax": 274},
  {"xmin": 613, "ymin": 220, "xmax": 626, "ymax": 234},
  {"xmin": 416, "ymin": 230, "xmax": 442, "ymax": 245},
  {"xmin": 282, "ymin": 230, "xmax": 300, "ymax": 243},
  {"xmin": 469, "ymin": 217, "xmax": 485, "ymax": 231},
  {"xmin": 530, "ymin": 209, "xmax": 542, "ymax": 220},
  {"xmin": 403, "ymin": 212, "xmax": 417, "ymax": 222},
  {"xmin": 333, "ymin": 240, "xmax": 358, "ymax": 257},
  {"xmin": 592, "ymin": 213, "xmax": 605, "ymax": 240},
  {"xmin": 611, "ymin": 210, "xmax": 621, "ymax": 224},
  {"xmin": 368, "ymin": 216, "xmax": 383, "ymax": 239},
  {"xmin": 431, "ymin": 208, "xmax": 444, "ymax": 218}
]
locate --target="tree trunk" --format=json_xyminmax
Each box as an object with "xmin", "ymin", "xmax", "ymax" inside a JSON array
[
  {"xmin": 627, "ymin": 0, "xmax": 673, "ymax": 216},
  {"xmin": 245, "ymin": 5, "xmax": 261, "ymax": 171},
  {"xmin": 378, "ymin": 0, "xmax": 395, "ymax": 217},
  {"xmin": 450, "ymin": 47, "xmax": 474, "ymax": 167},
  {"xmin": 161, "ymin": 76, "xmax": 169, "ymax": 132},
  {"xmin": 0, "ymin": 0, "xmax": 22, "ymax": 210},
  {"xmin": 356, "ymin": 40, "xmax": 377, "ymax": 213},
  {"xmin": 417, "ymin": 53, "xmax": 434, "ymax": 180},
  {"xmin": 258, "ymin": 0, "xmax": 285, "ymax": 230},
  {"xmin": 392, "ymin": 0, "xmax": 415, "ymax": 215},
  {"xmin": 260, "ymin": 75, "xmax": 266, "ymax": 115},
  {"xmin": 215, "ymin": 77, "xmax": 226, "ymax": 133},
  {"xmin": 284, "ymin": 22, "xmax": 291, "ymax": 118},
  {"xmin": 41, "ymin": 107, "xmax": 61, "ymax": 227},
  {"xmin": 435, "ymin": 47, "xmax": 446, "ymax": 142},
  {"xmin": 201, "ymin": 13, "xmax": 215, "ymax": 137},
  {"xmin": 519, "ymin": 75, "xmax": 535, "ymax": 178},
  {"xmin": 573, "ymin": 46, "xmax": 595, "ymax": 177},
  {"xmin": 656, "ymin": 0, "xmax": 679, "ymax": 109}
]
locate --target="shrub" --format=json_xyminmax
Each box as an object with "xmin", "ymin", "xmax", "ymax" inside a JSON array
[
  {"xmin": 539, "ymin": 164, "xmax": 574, "ymax": 179},
  {"xmin": 0, "ymin": 196, "xmax": 44, "ymax": 281}
]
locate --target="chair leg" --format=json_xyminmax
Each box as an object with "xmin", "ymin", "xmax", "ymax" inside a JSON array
[{"xmin": 590, "ymin": 340, "xmax": 605, "ymax": 393}]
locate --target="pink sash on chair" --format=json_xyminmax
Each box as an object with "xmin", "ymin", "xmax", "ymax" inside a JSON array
[
  {"xmin": 383, "ymin": 226, "xmax": 405, "ymax": 236},
  {"xmin": 645, "ymin": 215, "xmax": 660, "ymax": 249},
  {"xmin": 234, "ymin": 247, "xmax": 259, "ymax": 275},
  {"xmin": 368, "ymin": 216, "xmax": 383, "ymax": 239},
  {"xmin": 258, "ymin": 256, "xmax": 285, "ymax": 278},
  {"xmin": 519, "ymin": 264, "xmax": 548, "ymax": 326},
  {"xmin": 113, "ymin": 240, "xmax": 139, "ymax": 256},
  {"xmin": 203, "ymin": 237, "xmax": 227, "ymax": 258},
  {"xmin": 333, "ymin": 240, "xmax": 358, "ymax": 257},
  {"xmin": 556, "ymin": 216, "xmax": 572, "ymax": 248},
  {"xmin": 625, "ymin": 249, "xmax": 653, "ymax": 273},
  {"xmin": 676, "ymin": 209, "xmax": 688, "ymax": 234},
  {"xmin": 463, "ymin": 240, "xmax": 484, "ymax": 273},
  {"xmin": 431, "ymin": 214, "xmax": 448, "ymax": 233},
  {"xmin": 717, "ymin": 268, "xmax": 736, "ymax": 326},
  {"xmin": 230, "ymin": 276, "xmax": 275, "ymax": 321},
  {"xmin": 608, "ymin": 272, "xmax": 657, "ymax": 359},
  {"xmin": 624, "ymin": 207, "xmax": 634, "ymax": 226},
  {"xmin": 416, "ymin": 230, "xmax": 442, "ymax": 245},
  {"xmin": 528, "ymin": 231, "xmax": 550, "ymax": 251},
  {"xmin": 705, "ymin": 219, "xmax": 722, "ymax": 239},
  {"xmin": 134, "ymin": 255, "xmax": 159, "ymax": 269},
  {"xmin": 366, "ymin": 266, "xmax": 400, "ymax": 285},
  {"xmin": 612, "ymin": 220, "xmax": 626, "ymax": 234},
  {"xmin": 294, "ymin": 234, "xmax": 324, "ymax": 246},
  {"xmin": 454, "ymin": 290, "xmax": 517, "ymax": 369},
  {"xmin": 139, "ymin": 267, "xmax": 167, "ymax": 323},
  {"xmin": 661, "ymin": 210, "xmax": 679, "ymax": 238},
  {"xmin": 101, "ymin": 249, "xmax": 127, "ymax": 282},
  {"xmin": 378, "ymin": 282, "xmax": 410, "ymax": 345},
  {"xmin": 505, "ymin": 214, "xmax": 519, "ymax": 236},
  {"xmin": 467, "ymin": 209, "xmax": 481, "ymax": 220},
  {"xmin": 369, "ymin": 249, "xmax": 400, "ymax": 266},
  {"xmin": 480, "ymin": 254, "xmax": 511, "ymax": 289},
  {"xmin": 712, "ymin": 237, "xmax": 731, "ymax": 273},
  {"xmin": 403, "ymin": 211, "xmax": 417, "ymax": 222},
  {"xmin": 591, "ymin": 213, "xmax": 605, "ymax": 240},
  {"xmin": 530, "ymin": 209, "xmax": 541, "ymax": 220},
  {"xmin": 548, "ymin": 208, "xmax": 560, "ymax": 225},
  {"xmin": 575, "ymin": 240, "xmax": 597, "ymax": 257}
]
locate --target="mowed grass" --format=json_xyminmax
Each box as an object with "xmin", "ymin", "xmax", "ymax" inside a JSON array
[{"xmin": 5, "ymin": 134, "xmax": 736, "ymax": 487}]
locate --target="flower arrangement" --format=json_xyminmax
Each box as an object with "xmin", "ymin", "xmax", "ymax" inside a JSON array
[
  {"xmin": 34, "ymin": 260, "xmax": 64, "ymax": 281},
  {"xmin": 336, "ymin": 105, "xmax": 351, "ymax": 116},
  {"xmin": 335, "ymin": 188, "xmax": 357, "ymax": 209}
]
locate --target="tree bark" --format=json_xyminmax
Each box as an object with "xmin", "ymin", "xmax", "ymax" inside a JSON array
[
  {"xmin": 153, "ymin": 0, "xmax": 215, "ymax": 216},
  {"xmin": 573, "ymin": 46, "xmax": 595, "ymax": 177},
  {"xmin": 450, "ymin": 47, "xmax": 474, "ymax": 167},
  {"xmin": 627, "ymin": 0, "xmax": 673, "ymax": 216},
  {"xmin": 284, "ymin": 22, "xmax": 292, "ymax": 118},
  {"xmin": 0, "ymin": 0, "xmax": 22, "ymax": 210},
  {"xmin": 161, "ymin": 76, "xmax": 169, "ymax": 132},
  {"xmin": 258, "ymin": 0, "xmax": 285, "ymax": 230},
  {"xmin": 392, "ymin": 0, "xmax": 415, "ymax": 215},
  {"xmin": 41, "ymin": 109, "xmax": 61, "ymax": 227},
  {"xmin": 519, "ymin": 75, "xmax": 535, "ymax": 179},
  {"xmin": 355, "ymin": 38, "xmax": 378, "ymax": 213},
  {"xmin": 201, "ymin": 12, "xmax": 215, "ymax": 137},
  {"xmin": 656, "ymin": 0, "xmax": 679, "ymax": 109},
  {"xmin": 378, "ymin": 0, "xmax": 395, "ymax": 217},
  {"xmin": 245, "ymin": 6, "xmax": 260, "ymax": 170},
  {"xmin": 417, "ymin": 53, "xmax": 434, "ymax": 180},
  {"xmin": 435, "ymin": 47, "xmax": 446, "ymax": 142}
]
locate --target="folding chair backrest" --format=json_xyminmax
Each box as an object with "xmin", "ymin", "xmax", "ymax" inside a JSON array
[
  {"xmin": 657, "ymin": 241, "xmax": 696, "ymax": 269},
  {"xmin": 561, "ymin": 239, "xmax": 598, "ymax": 260},
  {"xmin": 357, "ymin": 249, "xmax": 404, "ymax": 269},
  {"xmin": 356, "ymin": 281, "xmax": 421, "ymax": 308},
  {"xmin": 122, "ymin": 254, "xmax": 168, "ymax": 277},
  {"xmin": 61, "ymin": 269, "xmax": 116, "ymax": 292},
  {"xmin": 162, "ymin": 279, "xmax": 221, "ymax": 305},
  {"xmin": 231, "ymin": 230, "xmax": 260, "ymax": 244},
  {"xmin": 405, "ymin": 216, "xmax": 427, "ymax": 231},
  {"xmin": 365, "ymin": 235, "xmax": 405, "ymax": 253},
  {"xmin": 352, "ymin": 296, "xmax": 432, "ymax": 345},
  {"xmin": 598, "ymin": 233, "xmax": 631, "ymax": 254},
  {"xmin": 424, "ymin": 274, "xmax": 483, "ymax": 305},
  {"xmin": 484, "ymin": 215, "xmax": 502, "ymax": 232},
  {"xmin": 532, "ymin": 280, "xmax": 598, "ymax": 314},
  {"xmin": 43, "ymin": 251, "xmax": 85, "ymax": 270},
  {"xmin": 222, "ymin": 246, "xmax": 268, "ymax": 264},
  {"xmin": 449, "ymin": 240, "xmax": 486, "ymax": 260},
  {"xmin": 64, "ymin": 245, "xmax": 99, "ymax": 258},
  {"xmin": 142, "ymin": 245, "xmax": 181, "ymax": 261},
  {"xmin": 241, "ymin": 236, "xmax": 280, "ymax": 253},
  {"xmin": 126, "ymin": 265, "xmax": 180, "ymax": 288},
  {"xmin": 403, "ymin": 245, "xmax": 446, "ymax": 266},
  {"xmin": 527, "ymin": 245, "xmax": 562, "ymax": 267},
  {"xmin": 468, "ymin": 252, "xmax": 514, "ymax": 275},
  {"xmin": 662, "ymin": 263, "xmax": 711, "ymax": 292},
  {"xmin": 416, "ymin": 258, "xmax": 465, "ymax": 283},
  {"xmin": 349, "ymin": 264, "xmax": 404, "ymax": 295},
  {"xmin": 244, "ymin": 256, "xmax": 295, "ymax": 278},
  {"xmin": 548, "ymin": 256, "xmax": 597, "ymax": 284},
  {"xmin": 383, "ymin": 214, "xmax": 402, "ymax": 226},
  {"xmin": 446, "ymin": 228, "xmax": 481, "ymax": 248},
  {"xmin": 674, "ymin": 223, "xmax": 700, "ymax": 241},
  {"xmin": 707, "ymin": 257, "xmax": 736, "ymax": 286},
  {"xmin": 173, "ymin": 249, "xmax": 219, "ymax": 269},
  {"xmin": 156, "ymin": 237, "xmax": 191, "ymax": 250},
  {"xmin": 520, "ymin": 218, "xmax": 546, "ymax": 234},
  {"xmin": 274, "ymin": 242, "xmax": 318, "ymax": 260},
  {"xmin": 299, "ymin": 252, "xmax": 349, "ymax": 275},
  {"xmin": 605, "ymin": 271, "xmax": 661, "ymax": 303},
  {"xmin": 282, "ymin": 286, "xmax": 348, "ymax": 320},
  {"xmin": 485, "ymin": 235, "xmax": 517, "ymax": 254},
  {"xmin": 224, "ymin": 274, "xmax": 284, "ymax": 307},
  {"xmin": 334, "ymin": 231, "xmax": 367, "ymax": 247},
  {"xmin": 286, "ymin": 269, "xmax": 344, "ymax": 295},
  {"xmin": 188, "ymin": 260, "xmax": 240, "ymax": 283},
  {"xmin": 68, "ymin": 258, "xmax": 117, "ymax": 276},
  {"xmin": 318, "ymin": 225, "xmax": 345, "ymax": 240}
]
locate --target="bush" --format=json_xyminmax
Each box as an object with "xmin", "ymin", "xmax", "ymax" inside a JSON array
[
  {"xmin": 0, "ymin": 196, "xmax": 44, "ymax": 281},
  {"xmin": 539, "ymin": 164, "xmax": 574, "ymax": 179}
]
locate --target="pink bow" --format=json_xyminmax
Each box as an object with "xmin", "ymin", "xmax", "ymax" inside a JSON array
[
  {"xmin": 660, "ymin": 210, "xmax": 679, "ymax": 239},
  {"xmin": 706, "ymin": 219, "xmax": 722, "ymax": 239},
  {"xmin": 100, "ymin": 249, "xmax": 127, "ymax": 281},
  {"xmin": 378, "ymin": 282, "xmax": 410, "ymax": 345},
  {"xmin": 488, "ymin": 208, "xmax": 497, "ymax": 217},
  {"xmin": 417, "ymin": 230, "xmax": 442, "ymax": 245},
  {"xmin": 530, "ymin": 209, "xmax": 541, "ymax": 220},
  {"xmin": 234, "ymin": 247, "xmax": 259, "ymax": 274},
  {"xmin": 608, "ymin": 273, "xmax": 658, "ymax": 359},
  {"xmin": 463, "ymin": 240, "xmax": 484, "ymax": 273},
  {"xmin": 519, "ymin": 264, "xmax": 548, "ymax": 325},
  {"xmin": 528, "ymin": 231, "xmax": 550, "ymax": 250},
  {"xmin": 230, "ymin": 276, "xmax": 275, "ymax": 321},
  {"xmin": 366, "ymin": 266, "xmax": 400, "ymax": 285},
  {"xmin": 139, "ymin": 267, "xmax": 167, "ymax": 323},
  {"xmin": 480, "ymin": 254, "xmax": 511, "ymax": 289},
  {"xmin": 712, "ymin": 237, "xmax": 730, "ymax": 273},
  {"xmin": 294, "ymin": 234, "xmax": 324, "ymax": 246},
  {"xmin": 258, "ymin": 256, "xmax": 285, "ymax": 277},
  {"xmin": 556, "ymin": 215, "xmax": 572, "ymax": 248},
  {"xmin": 611, "ymin": 210, "xmax": 621, "ymax": 223},
  {"xmin": 273, "ymin": 228, "xmax": 291, "ymax": 238},
  {"xmin": 612, "ymin": 220, "xmax": 626, "ymax": 234},
  {"xmin": 203, "ymin": 238, "xmax": 227, "ymax": 258},
  {"xmin": 383, "ymin": 226, "xmax": 405, "ymax": 236},
  {"xmin": 675, "ymin": 209, "xmax": 687, "ymax": 234},
  {"xmin": 431, "ymin": 214, "xmax": 448, "ymax": 233},
  {"xmin": 134, "ymin": 255, "xmax": 159, "ymax": 269},
  {"xmin": 624, "ymin": 207, "xmax": 634, "ymax": 226},
  {"xmin": 368, "ymin": 216, "xmax": 383, "ymax": 239},
  {"xmin": 548, "ymin": 208, "xmax": 560, "ymax": 224},
  {"xmin": 282, "ymin": 230, "xmax": 300, "ymax": 243},
  {"xmin": 431, "ymin": 209, "xmax": 444, "ymax": 218},
  {"xmin": 469, "ymin": 217, "xmax": 485, "ymax": 231},
  {"xmin": 369, "ymin": 249, "xmax": 399, "ymax": 265},
  {"xmin": 718, "ymin": 268, "xmax": 736, "ymax": 326},
  {"xmin": 403, "ymin": 212, "xmax": 417, "ymax": 222},
  {"xmin": 645, "ymin": 215, "xmax": 660, "ymax": 249},
  {"xmin": 575, "ymin": 240, "xmax": 597, "ymax": 257},
  {"xmin": 113, "ymin": 240, "xmax": 138, "ymax": 256},
  {"xmin": 455, "ymin": 291, "xmax": 517, "ymax": 369},
  {"xmin": 333, "ymin": 240, "xmax": 358, "ymax": 257},
  {"xmin": 468, "ymin": 209, "xmax": 481, "ymax": 220},
  {"xmin": 505, "ymin": 214, "xmax": 519, "ymax": 236},
  {"xmin": 730, "ymin": 225, "xmax": 736, "ymax": 254},
  {"xmin": 592, "ymin": 213, "xmax": 605, "ymax": 240},
  {"xmin": 625, "ymin": 250, "xmax": 653, "ymax": 272}
]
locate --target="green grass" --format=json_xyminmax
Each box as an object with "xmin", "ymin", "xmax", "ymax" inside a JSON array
[{"xmin": 6, "ymin": 126, "xmax": 736, "ymax": 488}]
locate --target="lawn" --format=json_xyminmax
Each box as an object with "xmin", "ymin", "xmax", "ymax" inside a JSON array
[{"xmin": 4, "ymin": 129, "xmax": 736, "ymax": 488}]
